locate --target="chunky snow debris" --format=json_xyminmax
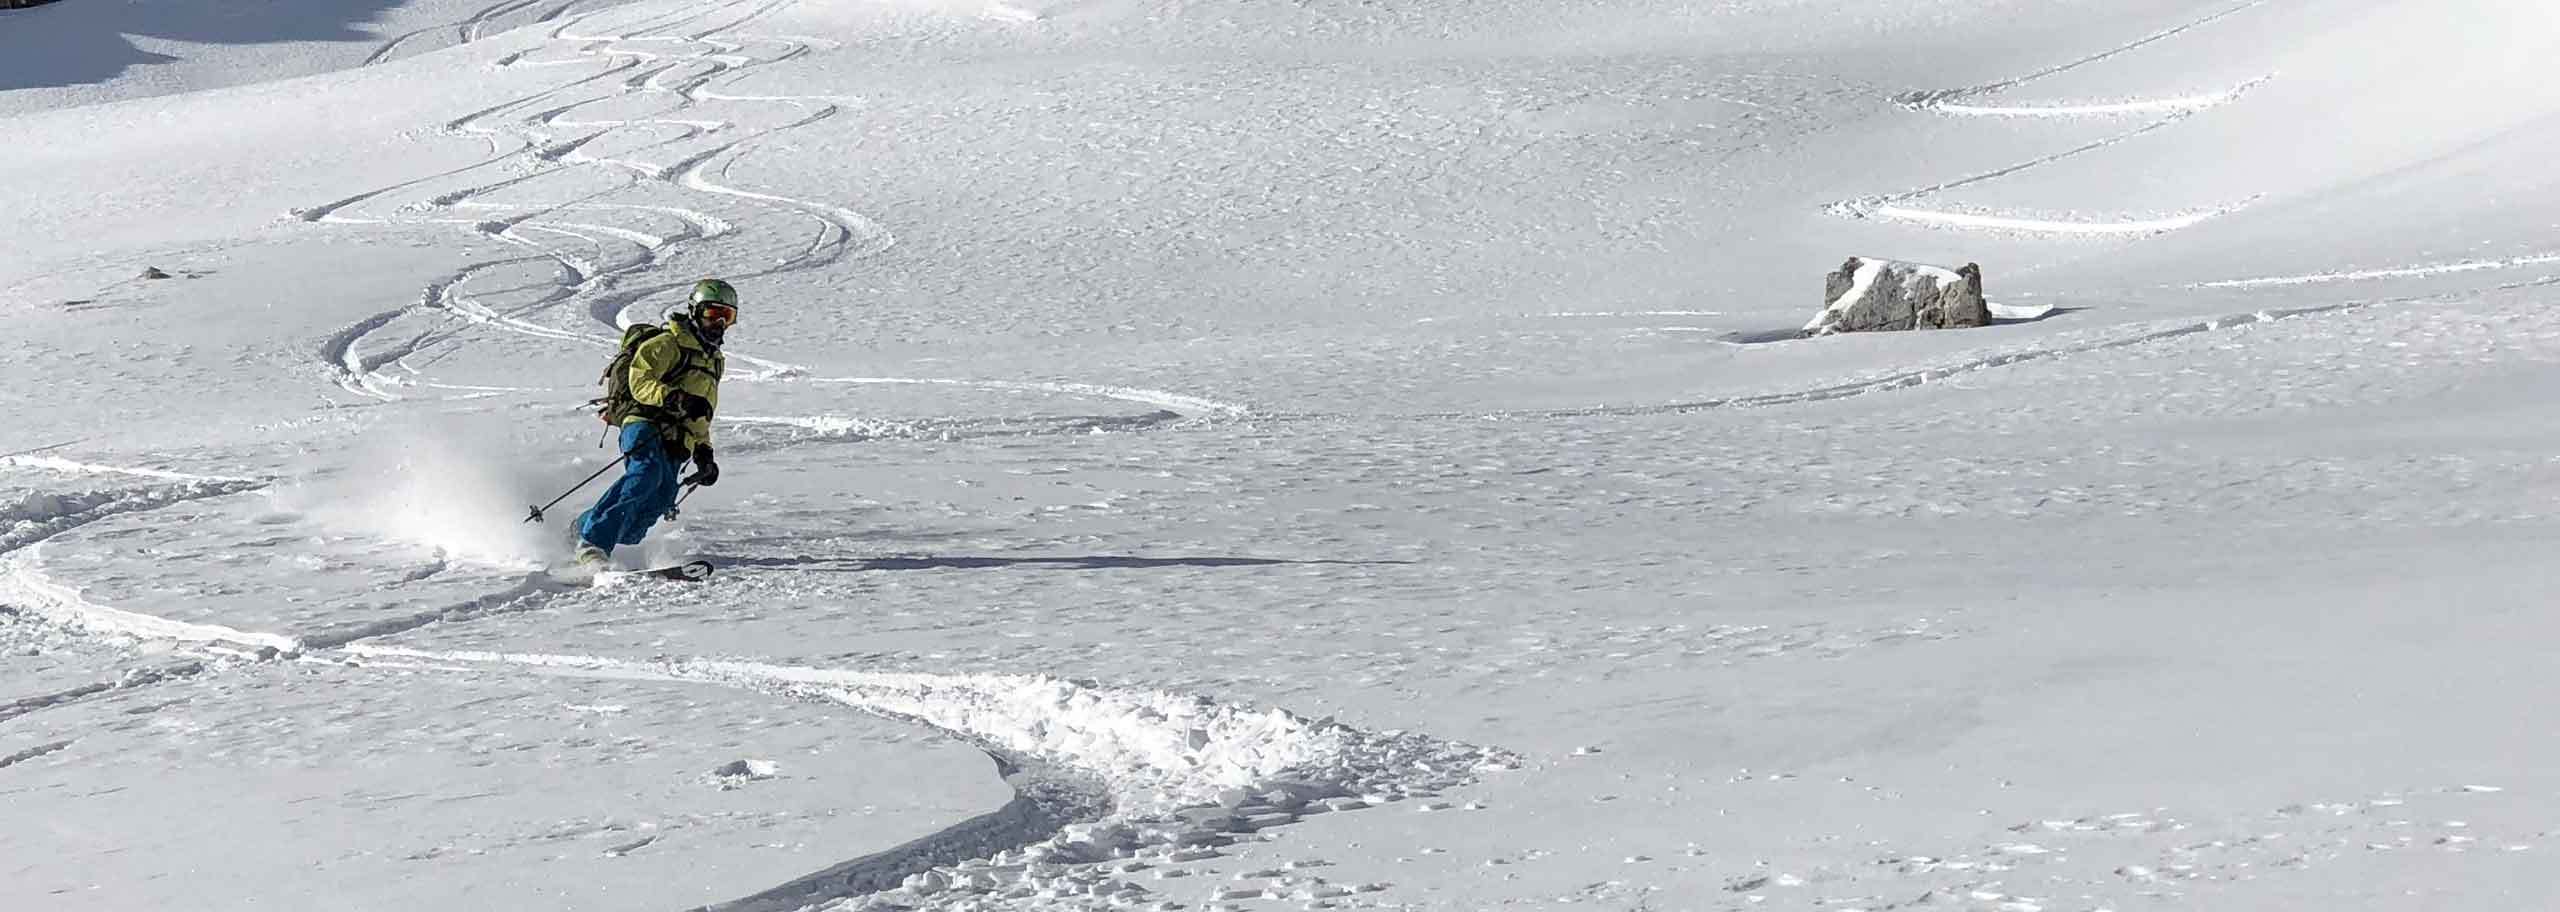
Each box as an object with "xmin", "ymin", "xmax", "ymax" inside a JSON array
[
  {"xmin": 1804, "ymin": 257, "xmax": 1992, "ymax": 336},
  {"xmin": 340, "ymin": 646, "xmax": 1515, "ymax": 911}
]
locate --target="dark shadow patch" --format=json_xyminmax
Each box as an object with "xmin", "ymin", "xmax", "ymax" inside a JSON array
[
  {"xmin": 1719, "ymin": 326, "xmax": 1810, "ymax": 346},
  {"xmin": 0, "ymin": 0, "xmax": 414, "ymax": 92},
  {"xmin": 700, "ymin": 752, "xmax": 1110, "ymax": 912},
  {"xmin": 1994, "ymin": 304, "xmax": 2087, "ymax": 325},
  {"xmin": 1721, "ymin": 305, "xmax": 2082, "ymax": 346},
  {"xmin": 717, "ymin": 554, "xmax": 1415, "ymax": 573}
]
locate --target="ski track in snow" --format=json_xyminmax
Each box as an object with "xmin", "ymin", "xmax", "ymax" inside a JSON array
[
  {"xmin": 6, "ymin": 563, "xmax": 1507, "ymax": 910},
  {"xmin": 0, "ymin": 450, "xmax": 1503, "ymax": 911},
  {"xmin": 807, "ymin": 378, "xmax": 1254, "ymax": 420},
  {"xmin": 0, "ymin": 468, "xmax": 279, "ymax": 721},
  {"xmin": 2188, "ymin": 252, "xmax": 2560, "ymax": 289},
  {"xmin": 0, "ymin": 739, "xmax": 75, "ymax": 769},
  {"xmin": 307, "ymin": 0, "xmax": 890, "ymax": 397},
  {"xmin": 317, "ymin": 303, "xmax": 430, "ymax": 400},
  {"xmin": 1895, "ymin": 0, "xmax": 2275, "ymax": 111},
  {"xmin": 0, "ymin": 454, "xmax": 262, "ymax": 486},
  {"xmin": 1856, "ymin": 199, "xmax": 2250, "ymax": 236},
  {"xmin": 1225, "ymin": 267, "xmax": 2550, "ymax": 428},
  {"xmin": 1830, "ymin": 3, "xmax": 2272, "ymax": 235},
  {"xmin": 700, "ymin": 373, "xmax": 1253, "ymax": 449},
  {"xmin": 680, "ymin": 252, "xmax": 2550, "ymax": 449},
  {"xmin": 1, "ymin": 545, "xmax": 301, "ymax": 656},
  {"xmin": 0, "ymin": 660, "xmax": 206, "ymax": 725},
  {"xmin": 0, "ymin": 473, "xmax": 268, "ymax": 717},
  {"xmin": 363, "ymin": 0, "xmax": 596, "ymax": 66},
  {"xmin": 342, "ymin": 645, "xmax": 1508, "ymax": 910},
  {"xmin": 26, "ymin": 6, "xmax": 2529, "ymax": 902},
  {"xmin": 720, "ymin": 410, "xmax": 1192, "ymax": 448},
  {"xmin": 1486, "ymin": 305, "xmax": 2370, "ymax": 420},
  {"xmin": 1, "ymin": 466, "xmax": 285, "ymax": 654},
  {"xmin": 1926, "ymin": 76, "xmax": 2270, "ymax": 119},
  {"xmin": 19, "ymin": 3, "xmax": 2560, "ymax": 910},
  {"xmin": 11, "ymin": 258, "xmax": 2544, "ymax": 912},
  {"xmin": 307, "ymin": 0, "xmax": 1254, "ymax": 433},
  {"xmin": 1, "ymin": 479, "xmax": 270, "ymax": 558},
  {"xmin": 1825, "ymin": 110, "xmax": 2256, "ymax": 236}
]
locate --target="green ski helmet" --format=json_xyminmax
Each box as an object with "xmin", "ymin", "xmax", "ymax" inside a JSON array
[
  {"xmin": 684, "ymin": 278, "xmax": 739, "ymax": 345},
  {"xmin": 688, "ymin": 278, "xmax": 738, "ymax": 330},
  {"xmin": 690, "ymin": 278, "xmax": 739, "ymax": 310}
]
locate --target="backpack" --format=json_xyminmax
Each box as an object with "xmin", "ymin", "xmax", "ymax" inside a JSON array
[{"xmin": 592, "ymin": 323, "xmax": 685, "ymax": 426}]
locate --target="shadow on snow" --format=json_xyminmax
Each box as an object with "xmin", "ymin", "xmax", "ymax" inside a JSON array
[
  {"xmin": 716, "ymin": 555, "xmax": 1416, "ymax": 573},
  {"xmin": 0, "ymin": 0, "xmax": 410, "ymax": 92},
  {"xmin": 1719, "ymin": 303, "xmax": 2084, "ymax": 346}
]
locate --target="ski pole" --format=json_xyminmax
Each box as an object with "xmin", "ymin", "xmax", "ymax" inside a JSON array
[
  {"xmin": 525, "ymin": 453, "xmax": 630, "ymax": 523},
  {"xmin": 664, "ymin": 483, "xmax": 698, "ymax": 521}
]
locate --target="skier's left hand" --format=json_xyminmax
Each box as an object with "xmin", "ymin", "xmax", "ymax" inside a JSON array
[{"xmin": 685, "ymin": 444, "xmax": 720, "ymax": 487}]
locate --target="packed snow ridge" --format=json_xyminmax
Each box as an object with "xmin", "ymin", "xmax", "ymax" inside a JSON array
[
  {"xmin": 345, "ymin": 645, "xmax": 1516, "ymax": 910},
  {"xmin": 2, "ymin": 481, "xmax": 260, "ymax": 555}
]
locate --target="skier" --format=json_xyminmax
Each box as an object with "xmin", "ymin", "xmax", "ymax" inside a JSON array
[{"xmin": 572, "ymin": 279, "xmax": 735, "ymax": 570}]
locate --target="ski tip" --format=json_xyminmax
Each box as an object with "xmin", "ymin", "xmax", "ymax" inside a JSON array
[
  {"xmin": 660, "ymin": 559, "xmax": 715, "ymax": 581},
  {"xmin": 592, "ymin": 559, "xmax": 715, "ymax": 585}
]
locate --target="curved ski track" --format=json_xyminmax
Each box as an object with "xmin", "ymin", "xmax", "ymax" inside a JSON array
[
  {"xmin": 0, "ymin": 461, "xmax": 278, "ymax": 724},
  {"xmin": 309, "ymin": 0, "xmax": 891, "ymax": 395},
  {"xmin": 1, "ymin": 453, "xmax": 1503, "ymax": 912},
  {"xmin": 363, "ymin": 0, "xmax": 596, "ymax": 66},
  {"xmin": 2189, "ymin": 252, "xmax": 2560, "ymax": 290},
  {"xmin": 1894, "ymin": 0, "xmax": 2274, "ymax": 111},
  {"xmin": 1829, "ymin": 1, "xmax": 2275, "ymax": 235},
  {"xmin": 310, "ymin": 0, "xmax": 1261, "ymax": 436}
]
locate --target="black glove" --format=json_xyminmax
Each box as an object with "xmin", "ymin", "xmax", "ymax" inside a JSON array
[
  {"xmin": 684, "ymin": 444, "xmax": 719, "ymax": 487},
  {"xmin": 671, "ymin": 391, "xmax": 715, "ymax": 420}
]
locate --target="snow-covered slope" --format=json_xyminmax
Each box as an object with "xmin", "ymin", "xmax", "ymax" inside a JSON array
[{"xmin": 7, "ymin": 0, "xmax": 2560, "ymax": 910}]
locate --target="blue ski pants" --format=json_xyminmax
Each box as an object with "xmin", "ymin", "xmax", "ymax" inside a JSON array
[{"xmin": 579, "ymin": 422, "xmax": 683, "ymax": 554}]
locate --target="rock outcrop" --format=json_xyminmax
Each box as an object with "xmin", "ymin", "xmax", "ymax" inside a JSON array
[{"xmin": 1803, "ymin": 257, "xmax": 1990, "ymax": 336}]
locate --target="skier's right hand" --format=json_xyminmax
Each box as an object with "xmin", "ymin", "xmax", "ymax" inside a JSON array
[{"xmin": 685, "ymin": 444, "xmax": 720, "ymax": 487}]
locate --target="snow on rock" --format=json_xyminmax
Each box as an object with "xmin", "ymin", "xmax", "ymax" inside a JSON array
[{"xmin": 1804, "ymin": 257, "xmax": 1992, "ymax": 336}]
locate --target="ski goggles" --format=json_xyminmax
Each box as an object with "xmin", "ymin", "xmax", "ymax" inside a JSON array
[{"xmin": 698, "ymin": 302, "xmax": 738, "ymax": 327}]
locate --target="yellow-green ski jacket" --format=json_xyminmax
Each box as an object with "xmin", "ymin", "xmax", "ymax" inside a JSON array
[{"xmin": 624, "ymin": 317, "xmax": 724, "ymax": 452}]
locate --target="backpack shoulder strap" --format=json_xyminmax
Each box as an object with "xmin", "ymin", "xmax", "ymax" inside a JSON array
[
  {"xmin": 661, "ymin": 338, "xmax": 697, "ymax": 384},
  {"xmin": 657, "ymin": 327, "xmax": 723, "ymax": 385}
]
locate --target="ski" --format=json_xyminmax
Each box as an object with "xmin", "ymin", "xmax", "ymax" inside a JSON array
[
  {"xmin": 550, "ymin": 559, "xmax": 714, "ymax": 585},
  {"xmin": 644, "ymin": 560, "xmax": 715, "ymax": 582}
]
